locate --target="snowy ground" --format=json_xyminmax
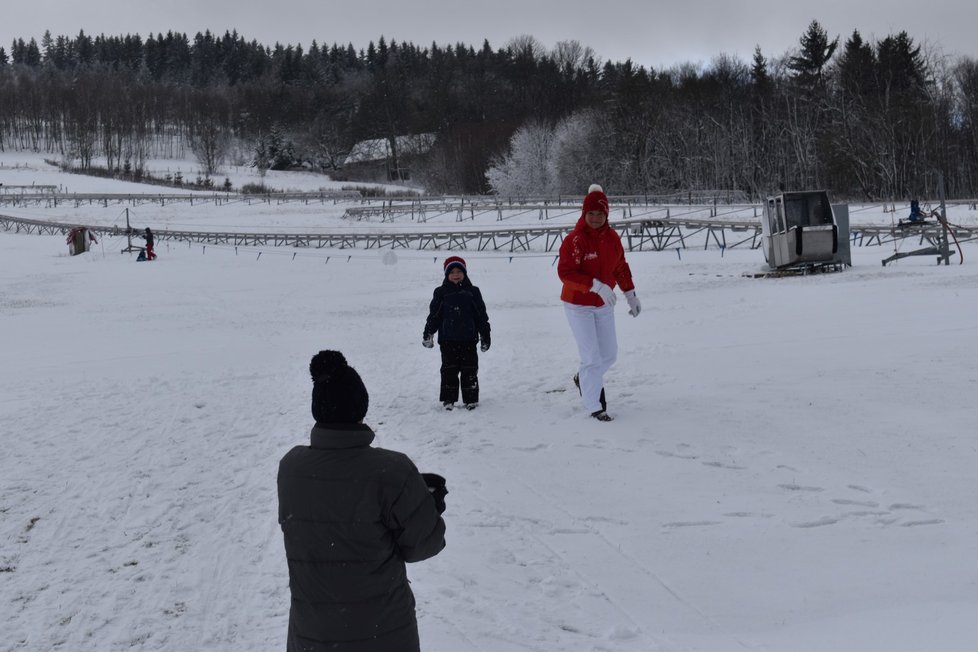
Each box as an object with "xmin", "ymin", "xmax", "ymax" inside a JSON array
[
  {"xmin": 3, "ymin": 156, "xmax": 978, "ymax": 651},
  {"xmin": 4, "ymin": 152, "xmax": 978, "ymax": 236}
]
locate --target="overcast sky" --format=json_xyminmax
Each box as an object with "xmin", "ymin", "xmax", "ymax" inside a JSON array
[{"xmin": 2, "ymin": 0, "xmax": 974, "ymax": 69}]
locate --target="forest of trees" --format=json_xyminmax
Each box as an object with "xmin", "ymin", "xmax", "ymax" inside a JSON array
[{"xmin": 2, "ymin": 21, "xmax": 977, "ymax": 200}]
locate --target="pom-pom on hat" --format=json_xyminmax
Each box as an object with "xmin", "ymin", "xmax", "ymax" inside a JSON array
[
  {"xmin": 443, "ymin": 255, "xmax": 467, "ymax": 276},
  {"xmin": 309, "ymin": 350, "xmax": 369, "ymax": 424},
  {"xmin": 582, "ymin": 183, "xmax": 609, "ymax": 217}
]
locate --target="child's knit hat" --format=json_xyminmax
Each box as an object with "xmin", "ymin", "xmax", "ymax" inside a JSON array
[
  {"xmin": 443, "ymin": 255, "xmax": 467, "ymax": 276},
  {"xmin": 582, "ymin": 184, "xmax": 609, "ymax": 217},
  {"xmin": 309, "ymin": 350, "xmax": 369, "ymax": 424}
]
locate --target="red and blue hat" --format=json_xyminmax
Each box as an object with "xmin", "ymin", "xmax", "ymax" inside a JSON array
[{"xmin": 443, "ymin": 255, "xmax": 467, "ymax": 275}]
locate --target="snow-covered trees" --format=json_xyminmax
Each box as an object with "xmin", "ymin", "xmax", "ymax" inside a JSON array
[
  {"xmin": 549, "ymin": 110, "xmax": 610, "ymax": 194},
  {"xmin": 485, "ymin": 120, "xmax": 555, "ymax": 196},
  {"xmin": 485, "ymin": 111, "xmax": 611, "ymax": 197}
]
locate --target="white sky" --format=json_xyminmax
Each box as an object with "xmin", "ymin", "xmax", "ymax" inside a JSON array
[{"xmin": 2, "ymin": 0, "xmax": 975, "ymax": 70}]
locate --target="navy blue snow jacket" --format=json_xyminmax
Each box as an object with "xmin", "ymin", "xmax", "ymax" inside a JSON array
[{"xmin": 423, "ymin": 275, "xmax": 491, "ymax": 346}]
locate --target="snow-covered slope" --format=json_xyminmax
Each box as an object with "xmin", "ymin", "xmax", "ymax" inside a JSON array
[{"xmin": 3, "ymin": 157, "xmax": 978, "ymax": 651}]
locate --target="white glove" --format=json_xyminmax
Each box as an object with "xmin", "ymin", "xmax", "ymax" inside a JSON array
[
  {"xmin": 624, "ymin": 290, "xmax": 641, "ymax": 317},
  {"xmin": 422, "ymin": 334, "xmax": 434, "ymax": 348},
  {"xmin": 590, "ymin": 279, "xmax": 617, "ymax": 306}
]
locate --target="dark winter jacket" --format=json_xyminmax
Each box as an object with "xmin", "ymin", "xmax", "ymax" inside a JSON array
[
  {"xmin": 557, "ymin": 216, "xmax": 634, "ymax": 307},
  {"xmin": 278, "ymin": 423, "xmax": 446, "ymax": 652},
  {"xmin": 423, "ymin": 276, "xmax": 491, "ymax": 345}
]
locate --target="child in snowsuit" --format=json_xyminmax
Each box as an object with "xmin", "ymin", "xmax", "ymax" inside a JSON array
[
  {"xmin": 142, "ymin": 227, "xmax": 157, "ymax": 260},
  {"xmin": 422, "ymin": 256, "xmax": 491, "ymax": 410}
]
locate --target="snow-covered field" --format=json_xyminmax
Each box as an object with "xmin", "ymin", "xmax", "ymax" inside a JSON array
[
  {"xmin": 5, "ymin": 152, "xmax": 978, "ymax": 236},
  {"xmin": 3, "ymin": 156, "xmax": 978, "ymax": 651}
]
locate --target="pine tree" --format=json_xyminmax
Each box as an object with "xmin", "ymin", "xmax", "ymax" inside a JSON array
[
  {"xmin": 750, "ymin": 46, "xmax": 770, "ymax": 93},
  {"xmin": 788, "ymin": 20, "xmax": 838, "ymax": 91},
  {"xmin": 836, "ymin": 30, "xmax": 877, "ymax": 97}
]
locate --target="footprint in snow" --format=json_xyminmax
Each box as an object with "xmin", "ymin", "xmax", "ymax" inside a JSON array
[
  {"xmin": 513, "ymin": 443, "xmax": 547, "ymax": 452},
  {"xmin": 656, "ymin": 450, "xmax": 698, "ymax": 460},
  {"xmin": 831, "ymin": 498, "xmax": 880, "ymax": 508},
  {"xmin": 791, "ymin": 516, "xmax": 840, "ymax": 528},
  {"xmin": 662, "ymin": 520, "xmax": 723, "ymax": 528},
  {"xmin": 583, "ymin": 516, "xmax": 629, "ymax": 526},
  {"xmin": 702, "ymin": 461, "xmax": 746, "ymax": 470},
  {"xmin": 778, "ymin": 483, "xmax": 824, "ymax": 492}
]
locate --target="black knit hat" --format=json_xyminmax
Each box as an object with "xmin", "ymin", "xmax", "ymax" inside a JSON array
[{"xmin": 309, "ymin": 350, "xmax": 369, "ymax": 424}]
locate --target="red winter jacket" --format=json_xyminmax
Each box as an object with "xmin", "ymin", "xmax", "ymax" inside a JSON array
[{"xmin": 558, "ymin": 216, "xmax": 635, "ymax": 307}]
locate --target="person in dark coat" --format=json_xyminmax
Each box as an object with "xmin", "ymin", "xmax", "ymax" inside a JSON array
[
  {"xmin": 141, "ymin": 227, "xmax": 157, "ymax": 260},
  {"xmin": 278, "ymin": 350, "xmax": 447, "ymax": 652},
  {"xmin": 422, "ymin": 256, "xmax": 491, "ymax": 410}
]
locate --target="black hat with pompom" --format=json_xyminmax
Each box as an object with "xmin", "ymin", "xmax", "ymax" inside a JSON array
[{"xmin": 309, "ymin": 350, "xmax": 369, "ymax": 424}]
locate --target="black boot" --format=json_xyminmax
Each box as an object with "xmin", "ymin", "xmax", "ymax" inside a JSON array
[{"xmin": 575, "ymin": 373, "xmax": 606, "ymax": 410}]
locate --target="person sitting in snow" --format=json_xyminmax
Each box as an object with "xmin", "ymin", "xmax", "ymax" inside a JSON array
[
  {"xmin": 278, "ymin": 350, "xmax": 447, "ymax": 652},
  {"xmin": 907, "ymin": 200, "xmax": 927, "ymax": 224},
  {"xmin": 422, "ymin": 256, "xmax": 491, "ymax": 410}
]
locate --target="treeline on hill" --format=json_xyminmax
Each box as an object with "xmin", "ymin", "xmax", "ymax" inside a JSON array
[{"xmin": 1, "ymin": 21, "xmax": 978, "ymax": 199}]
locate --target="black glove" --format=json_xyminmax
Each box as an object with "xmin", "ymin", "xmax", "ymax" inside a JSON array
[
  {"xmin": 422, "ymin": 332, "xmax": 434, "ymax": 349},
  {"xmin": 421, "ymin": 473, "xmax": 448, "ymax": 514},
  {"xmin": 480, "ymin": 336, "xmax": 490, "ymax": 353}
]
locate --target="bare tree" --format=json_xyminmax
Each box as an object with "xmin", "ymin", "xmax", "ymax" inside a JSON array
[
  {"xmin": 953, "ymin": 57, "xmax": 978, "ymax": 190},
  {"xmin": 187, "ymin": 91, "xmax": 230, "ymax": 176},
  {"xmin": 551, "ymin": 40, "xmax": 598, "ymax": 74},
  {"xmin": 505, "ymin": 35, "xmax": 546, "ymax": 60}
]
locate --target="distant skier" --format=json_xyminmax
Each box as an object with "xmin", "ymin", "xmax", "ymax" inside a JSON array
[
  {"xmin": 557, "ymin": 184, "xmax": 641, "ymax": 422},
  {"xmin": 422, "ymin": 256, "xmax": 491, "ymax": 410},
  {"xmin": 277, "ymin": 350, "xmax": 447, "ymax": 652}
]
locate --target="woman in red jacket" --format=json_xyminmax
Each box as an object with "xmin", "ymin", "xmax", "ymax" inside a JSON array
[{"xmin": 557, "ymin": 184, "xmax": 642, "ymax": 421}]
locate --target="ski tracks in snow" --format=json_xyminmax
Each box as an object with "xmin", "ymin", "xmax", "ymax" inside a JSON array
[
  {"xmin": 393, "ymin": 383, "xmax": 950, "ymax": 652},
  {"xmin": 0, "ymin": 370, "xmax": 292, "ymax": 650},
  {"xmin": 378, "ymin": 378, "xmax": 750, "ymax": 651},
  {"xmin": 650, "ymin": 439, "xmax": 946, "ymax": 531}
]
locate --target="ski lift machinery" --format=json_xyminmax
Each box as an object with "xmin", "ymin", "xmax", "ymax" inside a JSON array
[{"xmin": 762, "ymin": 190, "xmax": 850, "ymax": 272}]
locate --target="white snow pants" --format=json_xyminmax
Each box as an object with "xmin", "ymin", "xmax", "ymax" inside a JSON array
[{"xmin": 563, "ymin": 301, "xmax": 618, "ymax": 413}]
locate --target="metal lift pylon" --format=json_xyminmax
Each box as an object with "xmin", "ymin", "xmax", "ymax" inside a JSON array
[
  {"xmin": 120, "ymin": 208, "xmax": 143, "ymax": 254},
  {"xmin": 882, "ymin": 175, "xmax": 956, "ymax": 266}
]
